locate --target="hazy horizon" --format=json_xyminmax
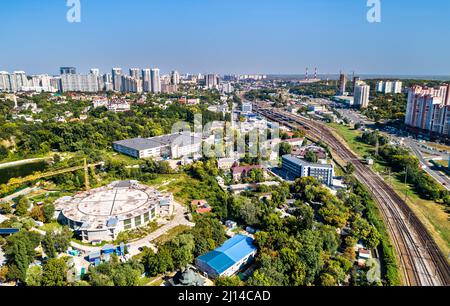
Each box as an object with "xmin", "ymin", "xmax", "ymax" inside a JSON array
[{"xmin": 1, "ymin": 0, "xmax": 450, "ymax": 76}]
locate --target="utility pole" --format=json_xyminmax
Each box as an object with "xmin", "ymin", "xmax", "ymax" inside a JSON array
[
  {"xmin": 84, "ymin": 158, "xmax": 90, "ymax": 191},
  {"xmin": 375, "ymin": 137, "xmax": 379, "ymax": 156},
  {"xmin": 404, "ymin": 166, "xmax": 408, "ymax": 202}
]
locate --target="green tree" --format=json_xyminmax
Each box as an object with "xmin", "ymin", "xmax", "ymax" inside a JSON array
[
  {"xmin": 25, "ymin": 265, "xmax": 42, "ymax": 286},
  {"xmin": 42, "ymin": 203, "xmax": 55, "ymax": 223},
  {"xmin": 279, "ymin": 142, "xmax": 292, "ymax": 157},
  {"xmin": 215, "ymin": 276, "xmax": 244, "ymax": 286},
  {"xmin": 191, "ymin": 217, "xmax": 227, "ymax": 257},
  {"xmin": 0, "ymin": 202, "xmax": 12, "ymax": 214},
  {"xmin": 305, "ymin": 151, "xmax": 318, "ymax": 163},
  {"xmin": 319, "ymin": 273, "xmax": 336, "ymax": 286},
  {"xmin": 365, "ymin": 225, "xmax": 381, "ymax": 249},
  {"xmin": 15, "ymin": 197, "xmax": 30, "ymax": 217},
  {"xmin": 112, "ymin": 262, "xmax": 143, "ymax": 286},
  {"xmin": 41, "ymin": 257, "xmax": 68, "ymax": 286},
  {"xmin": 345, "ymin": 163, "xmax": 355, "ymax": 175},
  {"xmin": 89, "ymin": 271, "xmax": 114, "ymax": 286},
  {"xmin": 239, "ymin": 200, "xmax": 261, "ymax": 227},
  {"xmin": 4, "ymin": 231, "xmax": 41, "ymax": 282},
  {"xmin": 168, "ymin": 234, "xmax": 195, "ymax": 269},
  {"xmin": 41, "ymin": 228, "xmax": 72, "ymax": 259}
]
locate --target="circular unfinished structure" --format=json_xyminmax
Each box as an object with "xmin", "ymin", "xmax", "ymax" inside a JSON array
[{"xmin": 55, "ymin": 180, "xmax": 173, "ymax": 242}]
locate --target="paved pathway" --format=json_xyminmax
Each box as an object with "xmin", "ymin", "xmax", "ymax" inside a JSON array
[
  {"xmin": 70, "ymin": 202, "xmax": 194, "ymax": 254},
  {"xmin": 0, "ymin": 157, "xmax": 49, "ymax": 169},
  {"xmin": 0, "ymin": 246, "xmax": 5, "ymax": 266},
  {"xmin": 0, "ymin": 187, "xmax": 40, "ymax": 203}
]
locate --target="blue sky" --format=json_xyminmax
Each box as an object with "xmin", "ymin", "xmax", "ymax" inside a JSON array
[{"xmin": 1, "ymin": 0, "xmax": 449, "ymax": 76}]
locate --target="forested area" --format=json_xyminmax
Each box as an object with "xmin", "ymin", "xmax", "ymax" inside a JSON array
[{"xmin": 0, "ymin": 93, "xmax": 224, "ymax": 162}]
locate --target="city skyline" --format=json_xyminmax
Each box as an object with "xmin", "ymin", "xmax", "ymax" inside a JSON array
[{"xmin": 1, "ymin": 0, "xmax": 450, "ymax": 76}]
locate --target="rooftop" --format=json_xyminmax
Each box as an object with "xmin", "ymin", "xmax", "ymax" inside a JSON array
[
  {"xmin": 232, "ymin": 165, "xmax": 263, "ymax": 175},
  {"xmin": 113, "ymin": 137, "xmax": 164, "ymax": 151},
  {"xmin": 55, "ymin": 181, "xmax": 170, "ymax": 231},
  {"xmin": 197, "ymin": 234, "xmax": 257, "ymax": 275},
  {"xmin": 113, "ymin": 133, "xmax": 202, "ymax": 152},
  {"xmin": 282, "ymin": 154, "xmax": 333, "ymax": 169}
]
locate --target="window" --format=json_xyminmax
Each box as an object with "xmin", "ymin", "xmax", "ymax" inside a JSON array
[
  {"xmin": 124, "ymin": 219, "xmax": 132, "ymax": 230},
  {"xmin": 135, "ymin": 216, "xmax": 142, "ymax": 227},
  {"xmin": 143, "ymin": 212, "xmax": 149, "ymax": 223}
]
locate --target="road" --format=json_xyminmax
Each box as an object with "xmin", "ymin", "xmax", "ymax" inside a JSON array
[
  {"xmin": 333, "ymin": 103, "xmax": 450, "ymax": 190},
  {"xmin": 253, "ymin": 103, "xmax": 450, "ymax": 286},
  {"xmin": 0, "ymin": 187, "xmax": 41, "ymax": 203},
  {"xmin": 406, "ymin": 140, "xmax": 450, "ymax": 190},
  {"xmin": 0, "ymin": 157, "xmax": 50, "ymax": 169}
]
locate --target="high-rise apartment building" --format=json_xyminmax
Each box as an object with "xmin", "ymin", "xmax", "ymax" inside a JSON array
[
  {"xmin": 112, "ymin": 68, "xmax": 123, "ymax": 92},
  {"xmin": 376, "ymin": 81, "xmax": 384, "ymax": 92},
  {"xmin": 393, "ymin": 81, "xmax": 403, "ymax": 94},
  {"xmin": 405, "ymin": 85, "xmax": 450, "ymax": 136},
  {"xmin": 8, "ymin": 71, "xmax": 29, "ymax": 92},
  {"xmin": 338, "ymin": 73, "xmax": 347, "ymax": 95},
  {"xmin": 90, "ymin": 68, "xmax": 100, "ymax": 76},
  {"xmin": 151, "ymin": 68, "xmax": 161, "ymax": 93},
  {"xmin": 60, "ymin": 67, "xmax": 77, "ymax": 75},
  {"xmin": 171, "ymin": 70, "xmax": 180, "ymax": 85},
  {"xmin": 129, "ymin": 68, "xmax": 140, "ymax": 79},
  {"xmin": 0, "ymin": 71, "xmax": 10, "ymax": 91},
  {"xmin": 60, "ymin": 74, "xmax": 100, "ymax": 92},
  {"xmin": 122, "ymin": 75, "xmax": 143, "ymax": 93},
  {"xmin": 377, "ymin": 80, "xmax": 403, "ymax": 94},
  {"xmin": 354, "ymin": 81, "xmax": 370, "ymax": 108},
  {"xmin": 206, "ymin": 74, "xmax": 219, "ymax": 89},
  {"xmin": 142, "ymin": 69, "xmax": 151, "ymax": 92}
]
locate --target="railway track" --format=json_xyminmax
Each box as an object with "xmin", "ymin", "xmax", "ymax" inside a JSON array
[{"xmin": 254, "ymin": 104, "xmax": 450, "ymax": 286}]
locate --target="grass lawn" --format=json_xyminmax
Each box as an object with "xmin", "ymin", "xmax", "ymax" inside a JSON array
[
  {"xmin": 152, "ymin": 225, "xmax": 191, "ymax": 245},
  {"xmin": 146, "ymin": 173, "xmax": 221, "ymax": 205},
  {"xmin": 328, "ymin": 123, "xmax": 374, "ymax": 158},
  {"xmin": 426, "ymin": 142, "xmax": 450, "ymax": 152},
  {"xmin": 149, "ymin": 279, "xmax": 164, "ymax": 286},
  {"xmin": 102, "ymin": 151, "xmax": 145, "ymax": 166},
  {"xmin": 382, "ymin": 171, "xmax": 450, "ymax": 258},
  {"xmin": 41, "ymin": 222, "xmax": 64, "ymax": 233},
  {"xmin": 137, "ymin": 275, "xmax": 158, "ymax": 286},
  {"xmin": 328, "ymin": 122, "xmax": 450, "ymax": 260},
  {"xmin": 435, "ymin": 159, "xmax": 449, "ymax": 168}
]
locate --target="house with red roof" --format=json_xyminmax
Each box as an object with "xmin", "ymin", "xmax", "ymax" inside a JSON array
[{"xmin": 231, "ymin": 165, "xmax": 263, "ymax": 181}]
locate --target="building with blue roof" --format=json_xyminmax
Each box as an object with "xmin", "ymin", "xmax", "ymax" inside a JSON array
[
  {"xmin": 0, "ymin": 228, "xmax": 20, "ymax": 236},
  {"xmin": 195, "ymin": 234, "xmax": 257, "ymax": 278}
]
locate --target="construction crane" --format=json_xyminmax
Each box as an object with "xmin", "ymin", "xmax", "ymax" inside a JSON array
[{"xmin": 6, "ymin": 158, "xmax": 102, "ymax": 191}]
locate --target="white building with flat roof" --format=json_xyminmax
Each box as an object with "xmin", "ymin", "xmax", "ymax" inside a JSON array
[
  {"xmin": 354, "ymin": 81, "xmax": 370, "ymax": 109},
  {"xmin": 113, "ymin": 133, "xmax": 202, "ymax": 159}
]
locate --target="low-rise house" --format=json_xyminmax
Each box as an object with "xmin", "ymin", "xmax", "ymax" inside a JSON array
[
  {"xmin": 192, "ymin": 200, "xmax": 212, "ymax": 214},
  {"xmin": 218, "ymin": 158, "xmax": 238, "ymax": 170},
  {"xmin": 167, "ymin": 266, "xmax": 206, "ymax": 286},
  {"xmin": 291, "ymin": 145, "xmax": 327, "ymax": 160},
  {"xmin": 107, "ymin": 100, "xmax": 130, "ymax": 112},
  {"xmin": 231, "ymin": 165, "xmax": 263, "ymax": 181},
  {"xmin": 225, "ymin": 220, "xmax": 237, "ymax": 229},
  {"xmin": 284, "ymin": 138, "xmax": 305, "ymax": 147},
  {"xmin": 357, "ymin": 248, "xmax": 372, "ymax": 267}
]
